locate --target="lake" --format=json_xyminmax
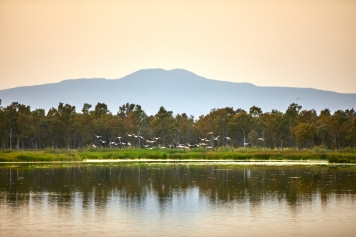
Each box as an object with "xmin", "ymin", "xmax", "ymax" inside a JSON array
[{"xmin": 1, "ymin": 162, "xmax": 356, "ymax": 236}]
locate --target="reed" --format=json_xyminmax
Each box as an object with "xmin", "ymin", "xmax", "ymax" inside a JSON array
[
  {"xmin": 0, "ymin": 149, "xmax": 80, "ymax": 162},
  {"xmin": 0, "ymin": 147, "xmax": 355, "ymax": 163}
]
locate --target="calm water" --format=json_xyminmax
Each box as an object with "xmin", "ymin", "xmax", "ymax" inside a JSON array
[{"xmin": 1, "ymin": 162, "xmax": 356, "ymax": 237}]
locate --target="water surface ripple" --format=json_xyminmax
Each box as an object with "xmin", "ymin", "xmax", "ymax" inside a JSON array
[{"xmin": 1, "ymin": 163, "xmax": 356, "ymax": 236}]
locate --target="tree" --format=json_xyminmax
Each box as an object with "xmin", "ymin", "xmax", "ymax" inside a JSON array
[
  {"xmin": 247, "ymin": 129, "xmax": 258, "ymax": 146},
  {"xmin": 228, "ymin": 111, "xmax": 252, "ymax": 147},
  {"xmin": 31, "ymin": 109, "xmax": 47, "ymax": 149},
  {"xmin": 0, "ymin": 99, "xmax": 355, "ymax": 150},
  {"xmin": 82, "ymin": 103, "xmax": 92, "ymax": 114},
  {"xmin": 3, "ymin": 102, "xmax": 21, "ymax": 149},
  {"xmin": 284, "ymin": 103, "xmax": 302, "ymax": 147},
  {"xmin": 150, "ymin": 106, "xmax": 177, "ymax": 146},
  {"xmin": 249, "ymin": 106, "xmax": 263, "ymax": 118},
  {"xmin": 258, "ymin": 110, "xmax": 289, "ymax": 149},
  {"xmin": 316, "ymin": 109, "xmax": 332, "ymax": 147},
  {"xmin": 16, "ymin": 104, "xmax": 32, "ymax": 149},
  {"xmin": 118, "ymin": 103, "xmax": 141, "ymax": 118},
  {"xmin": 295, "ymin": 123, "xmax": 317, "ymax": 149},
  {"xmin": 196, "ymin": 107, "xmax": 235, "ymax": 146},
  {"xmin": 126, "ymin": 105, "xmax": 147, "ymax": 147},
  {"xmin": 94, "ymin": 102, "xmax": 110, "ymax": 118},
  {"xmin": 260, "ymin": 111, "xmax": 281, "ymax": 149},
  {"xmin": 0, "ymin": 101, "xmax": 4, "ymax": 148},
  {"xmin": 330, "ymin": 110, "xmax": 349, "ymax": 149},
  {"xmin": 47, "ymin": 103, "xmax": 76, "ymax": 148},
  {"xmin": 176, "ymin": 113, "xmax": 195, "ymax": 144},
  {"xmin": 348, "ymin": 118, "xmax": 356, "ymax": 147}
]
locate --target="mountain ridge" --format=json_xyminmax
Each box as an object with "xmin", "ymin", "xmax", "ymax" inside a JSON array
[{"xmin": 0, "ymin": 69, "xmax": 355, "ymax": 117}]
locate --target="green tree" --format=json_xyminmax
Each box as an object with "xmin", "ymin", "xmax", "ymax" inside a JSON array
[
  {"xmin": 348, "ymin": 118, "xmax": 356, "ymax": 147},
  {"xmin": 260, "ymin": 111, "xmax": 280, "ymax": 149},
  {"xmin": 295, "ymin": 123, "xmax": 317, "ymax": 149},
  {"xmin": 249, "ymin": 106, "xmax": 263, "ymax": 118},
  {"xmin": 16, "ymin": 104, "xmax": 32, "ymax": 149},
  {"xmin": 150, "ymin": 106, "xmax": 177, "ymax": 146},
  {"xmin": 31, "ymin": 109, "xmax": 47, "ymax": 149},
  {"xmin": 284, "ymin": 103, "xmax": 302, "ymax": 147},
  {"xmin": 176, "ymin": 113, "xmax": 196, "ymax": 144},
  {"xmin": 316, "ymin": 109, "xmax": 332, "ymax": 147},
  {"xmin": 47, "ymin": 103, "xmax": 76, "ymax": 148},
  {"xmin": 330, "ymin": 110, "xmax": 349, "ymax": 149},
  {"xmin": 3, "ymin": 102, "xmax": 22, "ymax": 149},
  {"xmin": 118, "ymin": 103, "xmax": 141, "ymax": 118},
  {"xmin": 228, "ymin": 111, "xmax": 252, "ymax": 147},
  {"xmin": 94, "ymin": 102, "xmax": 110, "ymax": 118}
]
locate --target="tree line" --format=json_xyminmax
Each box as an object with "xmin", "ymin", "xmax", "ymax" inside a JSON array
[{"xmin": 0, "ymin": 99, "xmax": 355, "ymax": 150}]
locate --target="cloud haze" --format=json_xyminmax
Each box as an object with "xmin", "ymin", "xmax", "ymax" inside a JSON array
[{"xmin": 1, "ymin": 0, "xmax": 355, "ymax": 92}]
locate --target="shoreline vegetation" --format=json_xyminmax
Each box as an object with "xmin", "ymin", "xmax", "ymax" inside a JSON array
[
  {"xmin": 1, "ymin": 101, "xmax": 355, "ymax": 153},
  {"xmin": 1, "ymin": 147, "xmax": 355, "ymax": 164}
]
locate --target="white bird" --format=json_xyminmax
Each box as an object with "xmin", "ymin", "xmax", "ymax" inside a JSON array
[
  {"xmin": 186, "ymin": 143, "xmax": 196, "ymax": 149},
  {"xmin": 91, "ymin": 144, "xmax": 97, "ymax": 148},
  {"xmin": 207, "ymin": 131, "xmax": 214, "ymax": 135},
  {"xmin": 108, "ymin": 141, "xmax": 117, "ymax": 148},
  {"xmin": 206, "ymin": 146, "xmax": 215, "ymax": 151},
  {"xmin": 213, "ymin": 136, "xmax": 220, "ymax": 141},
  {"xmin": 100, "ymin": 140, "xmax": 108, "ymax": 147},
  {"xmin": 224, "ymin": 137, "xmax": 231, "ymax": 146},
  {"xmin": 257, "ymin": 138, "xmax": 264, "ymax": 141},
  {"xmin": 173, "ymin": 141, "xmax": 189, "ymax": 150},
  {"xmin": 176, "ymin": 144, "xmax": 189, "ymax": 150},
  {"xmin": 94, "ymin": 134, "xmax": 102, "ymax": 139}
]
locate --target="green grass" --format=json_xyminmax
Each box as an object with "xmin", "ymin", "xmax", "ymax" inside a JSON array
[
  {"xmin": 0, "ymin": 146, "xmax": 355, "ymax": 163},
  {"xmin": 0, "ymin": 149, "xmax": 81, "ymax": 162}
]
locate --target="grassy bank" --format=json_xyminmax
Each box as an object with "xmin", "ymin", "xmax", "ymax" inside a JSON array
[
  {"xmin": 0, "ymin": 148, "xmax": 81, "ymax": 162},
  {"xmin": 1, "ymin": 146, "xmax": 356, "ymax": 163}
]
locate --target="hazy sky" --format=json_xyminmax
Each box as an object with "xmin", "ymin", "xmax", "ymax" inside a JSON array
[{"xmin": 1, "ymin": 0, "xmax": 355, "ymax": 93}]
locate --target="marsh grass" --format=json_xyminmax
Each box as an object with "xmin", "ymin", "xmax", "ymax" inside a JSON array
[
  {"xmin": 0, "ymin": 149, "xmax": 80, "ymax": 162},
  {"xmin": 0, "ymin": 146, "xmax": 355, "ymax": 163}
]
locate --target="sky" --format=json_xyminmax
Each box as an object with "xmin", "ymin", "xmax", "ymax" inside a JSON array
[{"xmin": 1, "ymin": 0, "xmax": 355, "ymax": 93}]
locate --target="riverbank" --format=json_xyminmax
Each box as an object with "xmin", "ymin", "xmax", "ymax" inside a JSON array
[
  {"xmin": 84, "ymin": 159, "xmax": 332, "ymax": 166},
  {"xmin": 0, "ymin": 147, "xmax": 355, "ymax": 163}
]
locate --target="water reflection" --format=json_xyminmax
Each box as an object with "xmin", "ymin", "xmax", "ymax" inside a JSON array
[{"xmin": 1, "ymin": 163, "xmax": 356, "ymax": 236}]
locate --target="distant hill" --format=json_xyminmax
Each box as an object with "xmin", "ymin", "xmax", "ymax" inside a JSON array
[{"xmin": 1, "ymin": 68, "xmax": 355, "ymax": 117}]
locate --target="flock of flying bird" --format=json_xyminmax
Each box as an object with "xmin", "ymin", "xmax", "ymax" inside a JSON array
[{"xmin": 91, "ymin": 131, "xmax": 264, "ymax": 150}]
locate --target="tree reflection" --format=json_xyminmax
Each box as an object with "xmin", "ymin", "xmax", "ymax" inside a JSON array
[{"xmin": 1, "ymin": 164, "xmax": 356, "ymax": 210}]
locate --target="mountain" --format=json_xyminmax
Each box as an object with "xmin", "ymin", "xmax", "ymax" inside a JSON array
[{"xmin": 1, "ymin": 68, "xmax": 355, "ymax": 117}]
